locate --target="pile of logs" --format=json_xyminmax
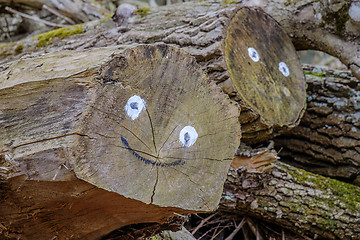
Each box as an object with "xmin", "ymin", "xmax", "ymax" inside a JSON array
[{"xmin": 0, "ymin": 1, "xmax": 359, "ymax": 239}]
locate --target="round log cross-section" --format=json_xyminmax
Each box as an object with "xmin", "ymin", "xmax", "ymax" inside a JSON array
[
  {"xmin": 224, "ymin": 7, "xmax": 306, "ymax": 143},
  {"xmin": 72, "ymin": 44, "xmax": 241, "ymax": 211}
]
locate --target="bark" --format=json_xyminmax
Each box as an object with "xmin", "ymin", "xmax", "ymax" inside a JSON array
[
  {"xmin": 275, "ymin": 65, "xmax": 360, "ymax": 186},
  {"xmin": 0, "ymin": 2, "xmax": 308, "ymax": 144},
  {"xmin": 0, "ymin": 44, "xmax": 240, "ymax": 239},
  {"xmin": 220, "ymin": 161, "xmax": 360, "ymax": 240}
]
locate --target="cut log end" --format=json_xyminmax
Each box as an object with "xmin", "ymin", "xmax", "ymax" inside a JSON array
[
  {"xmin": 72, "ymin": 44, "xmax": 241, "ymax": 211},
  {"xmin": 224, "ymin": 7, "xmax": 306, "ymax": 144}
]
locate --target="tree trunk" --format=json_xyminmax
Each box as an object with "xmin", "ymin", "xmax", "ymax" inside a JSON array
[
  {"xmin": 275, "ymin": 65, "xmax": 360, "ymax": 186},
  {"xmin": 220, "ymin": 161, "xmax": 360, "ymax": 240},
  {"xmin": 0, "ymin": 44, "xmax": 240, "ymax": 239}
]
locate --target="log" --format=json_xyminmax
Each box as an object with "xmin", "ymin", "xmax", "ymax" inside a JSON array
[
  {"xmin": 220, "ymin": 161, "xmax": 360, "ymax": 240},
  {"xmin": 0, "ymin": 44, "xmax": 240, "ymax": 239},
  {"xmin": 275, "ymin": 65, "xmax": 360, "ymax": 186},
  {"xmin": 0, "ymin": 2, "xmax": 307, "ymax": 144}
]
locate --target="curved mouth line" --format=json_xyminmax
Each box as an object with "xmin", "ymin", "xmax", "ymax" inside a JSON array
[{"xmin": 121, "ymin": 136, "xmax": 185, "ymax": 167}]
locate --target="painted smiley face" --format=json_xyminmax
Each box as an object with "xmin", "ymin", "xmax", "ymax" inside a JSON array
[{"xmin": 122, "ymin": 94, "xmax": 198, "ymax": 167}]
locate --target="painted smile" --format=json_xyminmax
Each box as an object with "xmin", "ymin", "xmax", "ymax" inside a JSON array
[{"xmin": 121, "ymin": 136, "xmax": 185, "ymax": 167}]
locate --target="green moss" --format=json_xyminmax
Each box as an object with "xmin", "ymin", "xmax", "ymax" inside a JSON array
[
  {"xmin": 148, "ymin": 236, "xmax": 162, "ymax": 240},
  {"xmin": 286, "ymin": 0, "xmax": 318, "ymax": 5},
  {"xmin": 88, "ymin": 0, "xmax": 101, "ymax": 6},
  {"xmin": 287, "ymin": 166, "xmax": 360, "ymax": 212},
  {"xmin": 35, "ymin": 25, "xmax": 83, "ymax": 48},
  {"xmin": 221, "ymin": 0, "xmax": 238, "ymax": 4},
  {"xmin": 134, "ymin": 7, "xmax": 150, "ymax": 18},
  {"xmin": 304, "ymin": 69, "xmax": 338, "ymax": 79},
  {"xmin": 14, "ymin": 44, "xmax": 23, "ymax": 54},
  {"xmin": 100, "ymin": 13, "xmax": 113, "ymax": 24},
  {"xmin": 322, "ymin": 3, "xmax": 350, "ymax": 36},
  {"xmin": 0, "ymin": 43, "xmax": 13, "ymax": 58},
  {"xmin": 304, "ymin": 71, "xmax": 325, "ymax": 78}
]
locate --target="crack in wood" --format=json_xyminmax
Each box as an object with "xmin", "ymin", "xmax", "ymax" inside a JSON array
[
  {"xmin": 151, "ymin": 166, "xmax": 159, "ymax": 204},
  {"xmin": 12, "ymin": 132, "xmax": 92, "ymax": 149},
  {"xmin": 168, "ymin": 165, "xmax": 211, "ymax": 211},
  {"xmin": 157, "ymin": 125, "xmax": 178, "ymax": 155},
  {"xmin": 91, "ymin": 106, "xmax": 153, "ymax": 152},
  {"xmin": 145, "ymin": 108, "xmax": 157, "ymax": 153}
]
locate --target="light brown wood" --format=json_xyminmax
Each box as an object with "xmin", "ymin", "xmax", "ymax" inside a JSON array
[
  {"xmin": 0, "ymin": 44, "xmax": 240, "ymax": 239},
  {"xmin": 73, "ymin": 44, "xmax": 241, "ymax": 211}
]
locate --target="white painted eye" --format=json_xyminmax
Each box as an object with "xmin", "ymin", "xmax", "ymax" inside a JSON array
[
  {"xmin": 125, "ymin": 95, "xmax": 146, "ymax": 120},
  {"xmin": 179, "ymin": 126, "xmax": 198, "ymax": 147},
  {"xmin": 279, "ymin": 62, "xmax": 290, "ymax": 77},
  {"xmin": 248, "ymin": 47, "xmax": 260, "ymax": 62}
]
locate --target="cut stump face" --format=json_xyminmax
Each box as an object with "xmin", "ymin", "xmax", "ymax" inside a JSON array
[
  {"xmin": 225, "ymin": 7, "xmax": 306, "ymax": 131},
  {"xmin": 72, "ymin": 45, "xmax": 240, "ymax": 211}
]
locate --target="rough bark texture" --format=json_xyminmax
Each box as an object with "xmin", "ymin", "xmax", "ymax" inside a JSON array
[
  {"xmin": 220, "ymin": 161, "xmax": 360, "ymax": 240},
  {"xmin": 0, "ymin": 2, "xmax": 307, "ymax": 144},
  {"xmin": 275, "ymin": 65, "xmax": 360, "ymax": 186},
  {"xmin": 0, "ymin": 44, "xmax": 240, "ymax": 239}
]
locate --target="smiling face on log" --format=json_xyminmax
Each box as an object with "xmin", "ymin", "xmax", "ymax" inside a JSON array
[
  {"xmin": 72, "ymin": 45, "xmax": 240, "ymax": 211},
  {"xmin": 224, "ymin": 7, "xmax": 306, "ymax": 143}
]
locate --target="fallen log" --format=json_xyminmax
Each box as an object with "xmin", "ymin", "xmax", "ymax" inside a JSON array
[
  {"xmin": 0, "ymin": 44, "xmax": 240, "ymax": 239},
  {"xmin": 275, "ymin": 65, "xmax": 360, "ymax": 186},
  {"xmin": 220, "ymin": 161, "xmax": 360, "ymax": 240}
]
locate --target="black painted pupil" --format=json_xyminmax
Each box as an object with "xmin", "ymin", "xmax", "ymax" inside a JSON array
[
  {"xmin": 184, "ymin": 132, "xmax": 190, "ymax": 142},
  {"xmin": 252, "ymin": 52, "xmax": 256, "ymax": 58},
  {"xmin": 130, "ymin": 102, "xmax": 138, "ymax": 110}
]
